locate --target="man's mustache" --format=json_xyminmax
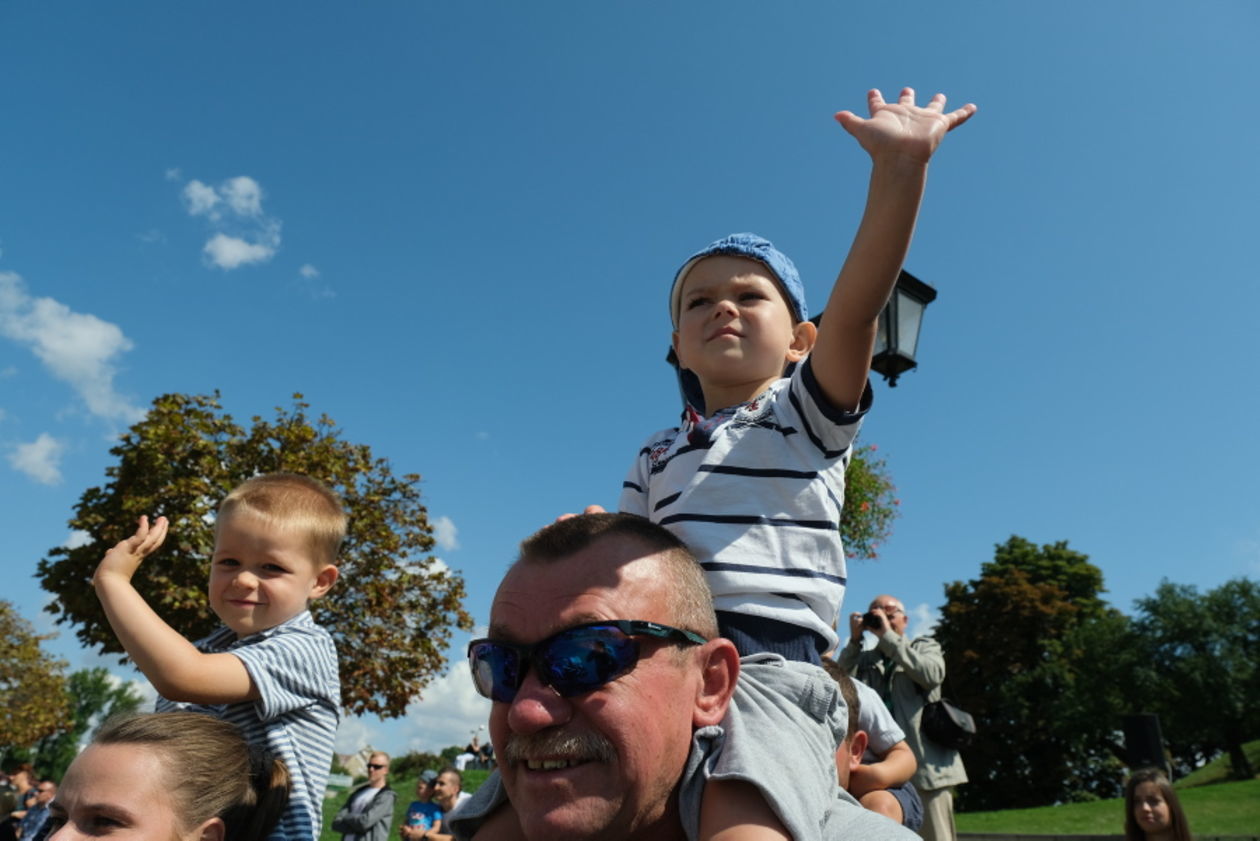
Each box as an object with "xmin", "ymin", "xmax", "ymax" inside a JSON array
[{"xmin": 502, "ymin": 730, "xmax": 616, "ymax": 765}]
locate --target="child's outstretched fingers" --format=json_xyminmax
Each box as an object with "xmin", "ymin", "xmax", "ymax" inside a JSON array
[{"xmin": 94, "ymin": 515, "xmax": 170, "ymax": 584}]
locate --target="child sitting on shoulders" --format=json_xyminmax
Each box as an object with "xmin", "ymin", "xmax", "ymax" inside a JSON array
[
  {"xmin": 93, "ymin": 472, "xmax": 344, "ymax": 841},
  {"xmin": 619, "ymin": 87, "xmax": 975, "ymax": 840}
]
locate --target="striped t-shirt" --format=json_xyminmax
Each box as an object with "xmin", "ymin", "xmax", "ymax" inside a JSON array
[
  {"xmin": 156, "ymin": 610, "xmax": 340, "ymax": 841},
  {"xmin": 620, "ymin": 358, "xmax": 869, "ymax": 653}
]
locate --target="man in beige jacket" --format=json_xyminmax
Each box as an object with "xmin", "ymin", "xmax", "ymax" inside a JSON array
[{"xmin": 838, "ymin": 595, "xmax": 968, "ymax": 841}]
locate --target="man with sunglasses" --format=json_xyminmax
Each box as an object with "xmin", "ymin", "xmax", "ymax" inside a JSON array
[
  {"xmin": 333, "ymin": 753, "xmax": 398, "ymax": 841},
  {"xmin": 838, "ymin": 596, "xmax": 968, "ymax": 841},
  {"xmin": 450, "ymin": 514, "xmax": 915, "ymax": 841}
]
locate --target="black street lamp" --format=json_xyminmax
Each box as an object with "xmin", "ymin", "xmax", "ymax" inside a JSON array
[{"xmin": 869, "ymin": 269, "xmax": 937, "ymax": 387}]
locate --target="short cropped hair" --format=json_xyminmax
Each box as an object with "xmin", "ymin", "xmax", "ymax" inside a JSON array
[
  {"xmin": 821, "ymin": 658, "xmax": 859, "ymax": 743},
  {"xmin": 219, "ymin": 473, "xmax": 347, "ymax": 568},
  {"xmin": 95, "ymin": 713, "xmax": 290, "ymax": 841},
  {"xmin": 1123, "ymin": 768, "xmax": 1191, "ymax": 841},
  {"xmin": 516, "ymin": 513, "xmax": 718, "ymax": 639}
]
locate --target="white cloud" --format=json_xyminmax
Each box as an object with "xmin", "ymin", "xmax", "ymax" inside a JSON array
[
  {"xmin": 432, "ymin": 516, "xmax": 459, "ymax": 551},
  {"xmin": 908, "ymin": 602, "xmax": 939, "ymax": 640},
  {"xmin": 179, "ymin": 176, "xmax": 282, "ymax": 271},
  {"xmin": 0, "ymin": 271, "xmax": 144, "ymax": 423},
  {"xmin": 221, "ymin": 176, "xmax": 263, "ymax": 217},
  {"xmin": 182, "ymin": 180, "xmax": 221, "ymax": 217},
  {"xmin": 203, "ymin": 233, "xmax": 276, "ymax": 270},
  {"xmin": 164, "ymin": 167, "xmax": 182, "ymax": 182},
  {"xmin": 9, "ymin": 433, "xmax": 65, "ymax": 484},
  {"xmin": 64, "ymin": 529, "xmax": 92, "ymax": 549},
  {"xmin": 299, "ymin": 264, "xmax": 320, "ymax": 279},
  {"xmin": 335, "ymin": 717, "xmax": 383, "ymax": 755},
  {"xmin": 396, "ymin": 661, "xmax": 492, "ymax": 754}
]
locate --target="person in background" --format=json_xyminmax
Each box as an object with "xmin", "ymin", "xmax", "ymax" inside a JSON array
[
  {"xmin": 400, "ymin": 771, "xmax": 441, "ymax": 841},
  {"xmin": 15, "ymin": 783, "xmax": 54, "ymax": 840},
  {"xmin": 839, "ymin": 594, "xmax": 966, "ymax": 841},
  {"xmin": 423, "ymin": 768, "xmax": 470, "ymax": 840},
  {"xmin": 822, "ymin": 660, "xmax": 922, "ymax": 830},
  {"xmin": 333, "ymin": 753, "xmax": 396, "ymax": 841},
  {"xmin": 1124, "ymin": 769, "xmax": 1192, "ymax": 841},
  {"xmin": 46, "ymin": 712, "xmax": 290, "ymax": 841}
]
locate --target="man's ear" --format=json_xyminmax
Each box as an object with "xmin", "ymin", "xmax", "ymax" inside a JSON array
[
  {"xmin": 310, "ymin": 563, "xmax": 340, "ymax": 599},
  {"xmin": 692, "ymin": 639, "xmax": 740, "ymax": 728},
  {"xmin": 786, "ymin": 319, "xmax": 817, "ymax": 363}
]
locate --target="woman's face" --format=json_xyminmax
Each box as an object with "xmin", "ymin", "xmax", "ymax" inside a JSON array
[
  {"xmin": 48, "ymin": 744, "xmax": 215, "ymax": 841},
  {"xmin": 1132, "ymin": 781, "xmax": 1171, "ymax": 835}
]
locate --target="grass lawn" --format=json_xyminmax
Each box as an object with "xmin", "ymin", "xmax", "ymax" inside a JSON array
[
  {"xmin": 321, "ymin": 769, "xmax": 490, "ymax": 841},
  {"xmin": 956, "ymin": 778, "xmax": 1259, "ymax": 836}
]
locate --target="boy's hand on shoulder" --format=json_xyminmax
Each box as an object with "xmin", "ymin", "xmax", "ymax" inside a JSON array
[
  {"xmin": 94, "ymin": 515, "xmax": 169, "ymax": 587},
  {"xmin": 835, "ymin": 87, "xmax": 976, "ymax": 166}
]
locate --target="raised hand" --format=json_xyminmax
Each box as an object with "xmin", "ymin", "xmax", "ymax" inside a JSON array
[
  {"xmin": 835, "ymin": 87, "xmax": 976, "ymax": 165},
  {"xmin": 94, "ymin": 515, "xmax": 169, "ymax": 585}
]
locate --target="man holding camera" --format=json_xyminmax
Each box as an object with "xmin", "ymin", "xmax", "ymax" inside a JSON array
[{"xmin": 837, "ymin": 595, "xmax": 967, "ymax": 841}]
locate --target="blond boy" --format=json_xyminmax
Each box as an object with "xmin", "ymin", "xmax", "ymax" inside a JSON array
[{"xmin": 94, "ymin": 472, "xmax": 344, "ymax": 841}]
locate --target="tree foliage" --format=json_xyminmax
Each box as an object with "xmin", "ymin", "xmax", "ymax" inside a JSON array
[
  {"xmin": 0, "ymin": 601, "xmax": 71, "ymax": 757},
  {"xmin": 20, "ymin": 668, "xmax": 144, "ymax": 780},
  {"xmin": 1131, "ymin": 578, "xmax": 1260, "ymax": 780},
  {"xmin": 841, "ymin": 444, "xmax": 899, "ymax": 560},
  {"xmin": 36, "ymin": 392, "xmax": 474, "ymax": 718},
  {"xmin": 934, "ymin": 536, "xmax": 1130, "ymax": 810}
]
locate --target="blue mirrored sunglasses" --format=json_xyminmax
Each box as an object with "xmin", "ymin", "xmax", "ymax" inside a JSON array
[{"xmin": 468, "ymin": 620, "xmax": 708, "ymax": 702}]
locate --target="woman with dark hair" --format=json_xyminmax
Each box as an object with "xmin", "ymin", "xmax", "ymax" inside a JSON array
[
  {"xmin": 47, "ymin": 712, "xmax": 289, "ymax": 841},
  {"xmin": 1124, "ymin": 768, "xmax": 1192, "ymax": 841}
]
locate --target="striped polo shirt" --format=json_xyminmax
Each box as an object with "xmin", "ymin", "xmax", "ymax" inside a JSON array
[
  {"xmin": 156, "ymin": 610, "xmax": 340, "ymax": 841},
  {"xmin": 620, "ymin": 358, "xmax": 870, "ymax": 653}
]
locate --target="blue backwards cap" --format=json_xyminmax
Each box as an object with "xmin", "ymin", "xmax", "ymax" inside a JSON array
[{"xmin": 669, "ymin": 232, "xmax": 808, "ymax": 327}]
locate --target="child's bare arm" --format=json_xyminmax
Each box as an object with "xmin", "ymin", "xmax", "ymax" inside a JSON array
[
  {"xmin": 811, "ymin": 87, "xmax": 977, "ymax": 411},
  {"xmin": 699, "ymin": 780, "xmax": 790, "ymax": 841},
  {"xmin": 93, "ymin": 515, "xmax": 258, "ymax": 705},
  {"xmin": 847, "ymin": 739, "xmax": 917, "ymax": 798}
]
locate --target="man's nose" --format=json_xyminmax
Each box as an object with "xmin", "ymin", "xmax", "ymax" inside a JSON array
[{"xmin": 505, "ymin": 667, "xmax": 573, "ymax": 735}]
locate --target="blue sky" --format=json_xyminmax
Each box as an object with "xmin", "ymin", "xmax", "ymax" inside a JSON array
[{"xmin": 3, "ymin": 1, "xmax": 1258, "ymax": 757}]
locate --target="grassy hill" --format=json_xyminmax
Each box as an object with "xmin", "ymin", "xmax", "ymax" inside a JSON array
[{"xmin": 957, "ymin": 743, "xmax": 1260, "ymax": 837}]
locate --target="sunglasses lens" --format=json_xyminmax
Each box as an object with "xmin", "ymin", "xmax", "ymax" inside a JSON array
[
  {"xmin": 539, "ymin": 626, "xmax": 639, "ymax": 697},
  {"xmin": 470, "ymin": 641, "xmax": 522, "ymax": 702}
]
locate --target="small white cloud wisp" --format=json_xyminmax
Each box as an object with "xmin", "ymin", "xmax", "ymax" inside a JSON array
[{"xmin": 178, "ymin": 175, "xmax": 281, "ymax": 270}]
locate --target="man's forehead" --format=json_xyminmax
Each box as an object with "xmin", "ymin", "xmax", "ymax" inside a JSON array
[{"xmin": 489, "ymin": 540, "xmax": 671, "ymax": 641}]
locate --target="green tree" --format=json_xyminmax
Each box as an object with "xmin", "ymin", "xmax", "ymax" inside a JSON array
[
  {"xmin": 0, "ymin": 601, "xmax": 71, "ymax": 760},
  {"xmin": 934, "ymin": 536, "xmax": 1130, "ymax": 810},
  {"xmin": 1131, "ymin": 578, "xmax": 1260, "ymax": 780},
  {"xmin": 842, "ymin": 444, "xmax": 899, "ymax": 560},
  {"xmin": 26, "ymin": 668, "xmax": 144, "ymax": 779},
  {"xmin": 36, "ymin": 392, "xmax": 474, "ymax": 718}
]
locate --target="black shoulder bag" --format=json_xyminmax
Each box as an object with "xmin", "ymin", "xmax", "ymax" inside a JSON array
[{"xmin": 915, "ymin": 664, "xmax": 976, "ymax": 750}]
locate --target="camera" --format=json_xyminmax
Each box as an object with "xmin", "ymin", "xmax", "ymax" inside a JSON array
[{"xmin": 862, "ymin": 611, "xmax": 882, "ymax": 629}]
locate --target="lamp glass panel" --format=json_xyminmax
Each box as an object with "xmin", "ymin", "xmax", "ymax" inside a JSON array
[
  {"xmin": 874, "ymin": 306, "xmax": 892, "ymax": 355},
  {"xmin": 895, "ymin": 294, "xmax": 926, "ymax": 358}
]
